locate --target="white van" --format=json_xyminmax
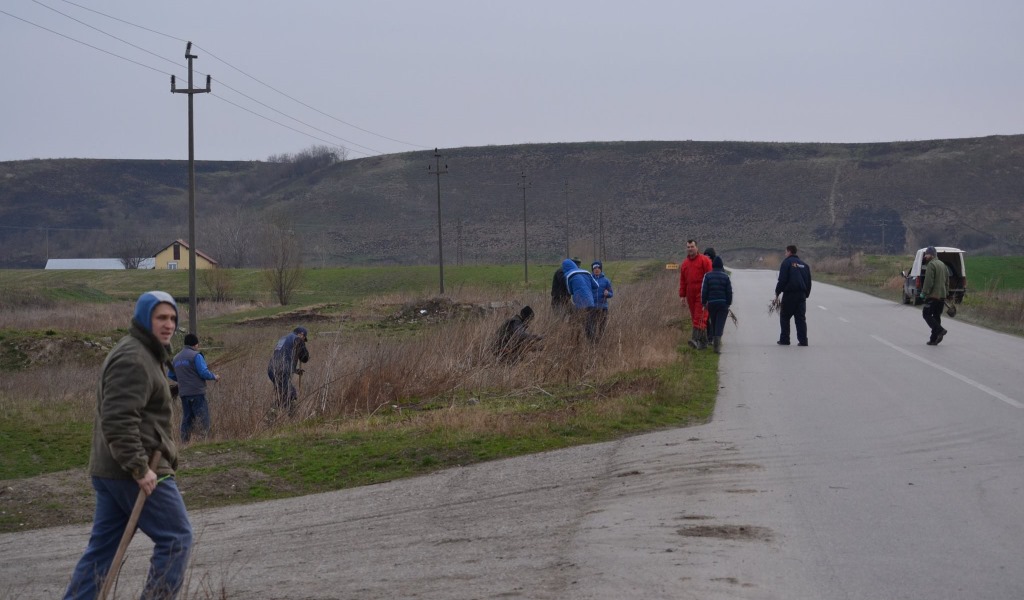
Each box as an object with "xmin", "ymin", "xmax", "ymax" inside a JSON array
[{"xmin": 901, "ymin": 247, "xmax": 967, "ymax": 305}]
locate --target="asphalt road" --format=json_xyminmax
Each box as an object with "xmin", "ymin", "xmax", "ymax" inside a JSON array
[{"xmin": 3, "ymin": 269, "xmax": 1023, "ymax": 599}]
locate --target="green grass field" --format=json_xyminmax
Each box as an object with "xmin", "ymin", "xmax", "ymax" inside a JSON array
[
  {"xmin": 0, "ymin": 261, "xmax": 660, "ymax": 307},
  {"xmin": 963, "ymin": 256, "xmax": 1024, "ymax": 291}
]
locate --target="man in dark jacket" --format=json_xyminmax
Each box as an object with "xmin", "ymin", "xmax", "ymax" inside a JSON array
[
  {"xmin": 268, "ymin": 326, "xmax": 310, "ymax": 416},
  {"xmin": 701, "ymin": 255, "xmax": 733, "ymax": 353},
  {"xmin": 64, "ymin": 291, "xmax": 193, "ymax": 600},
  {"xmin": 169, "ymin": 333, "xmax": 219, "ymax": 442},
  {"xmin": 551, "ymin": 258, "xmax": 580, "ymax": 318},
  {"xmin": 493, "ymin": 305, "xmax": 543, "ymax": 363},
  {"xmin": 775, "ymin": 245, "xmax": 812, "ymax": 346}
]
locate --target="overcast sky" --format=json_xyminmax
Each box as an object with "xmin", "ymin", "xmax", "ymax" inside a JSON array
[{"xmin": 2, "ymin": 0, "xmax": 1023, "ymax": 162}]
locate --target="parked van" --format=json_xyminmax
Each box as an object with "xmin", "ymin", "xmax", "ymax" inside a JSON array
[{"xmin": 901, "ymin": 247, "xmax": 967, "ymax": 305}]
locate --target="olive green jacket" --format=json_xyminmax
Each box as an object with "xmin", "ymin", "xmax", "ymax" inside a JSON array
[
  {"xmin": 922, "ymin": 258, "xmax": 949, "ymax": 301},
  {"xmin": 89, "ymin": 320, "xmax": 178, "ymax": 480}
]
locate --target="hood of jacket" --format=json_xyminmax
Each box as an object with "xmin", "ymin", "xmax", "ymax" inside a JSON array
[{"xmin": 132, "ymin": 290, "xmax": 178, "ymax": 335}]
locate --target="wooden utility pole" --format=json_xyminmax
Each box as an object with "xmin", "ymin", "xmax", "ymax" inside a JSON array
[
  {"xmin": 564, "ymin": 181, "xmax": 570, "ymax": 258},
  {"xmin": 428, "ymin": 148, "xmax": 448, "ymax": 295},
  {"xmin": 456, "ymin": 218, "xmax": 463, "ymax": 266},
  {"xmin": 518, "ymin": 171, "xmax": 530, "ymax": 284},
  {"xmin": 171, "ymin": 41, "xmax": 211, "ymax": 335}
]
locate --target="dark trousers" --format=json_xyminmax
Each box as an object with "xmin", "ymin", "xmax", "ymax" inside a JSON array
[
  {"xmin": 571, "ymin": 308, "xmax": 600, "ymax": 342},
  {"xmin": 707, "ymin": 304, "xmax": 729, "ymax": 340},
  {"xmin": 180, "ymin": 393, "xmax": 210, "ymax": 442},
  {"xmin": 922, "ymin": 299, "xmax": 945, "ymax": 339},
  {"xmin": 779, "ymin": 293, "xmax": 807, "ymax": 344},
  {"xmin": 593, "ymin": 308, "xmax": 609, "ymax": 341},
  {"xmin": 268, "ymin": 368, "xmax": 297, "ymax": 416}
]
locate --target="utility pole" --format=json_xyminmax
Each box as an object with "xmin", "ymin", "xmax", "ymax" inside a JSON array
[
  {"xmin": 563, "ymin": 181, "xmax": 570, "ymax": 258},
  {"xmin": 456, "ymin": 218, "xmax": 463, "ymax": 266},
  {"xmin": 171, "ymin": 41, "xmax": 211, "ymax": 336},
  {"xmin": 519, "ymin": 171, "xmax": 530, "ymax": 284},
  {"xmin": 428, "ymin": 148, "xmax": 448, "ymax": 295}
]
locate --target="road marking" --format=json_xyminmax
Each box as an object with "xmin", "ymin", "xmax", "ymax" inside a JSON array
[
  {"xmin": 839, "ymin": 317, "xmax": 850, "ymax": 323},
  {"xmin": 872, "ymin": 335, "xmax": 1024, "ymax": 408},
  {"xmin": 818, "ymin": 305, "xmax": 828, "ymax": 311}
]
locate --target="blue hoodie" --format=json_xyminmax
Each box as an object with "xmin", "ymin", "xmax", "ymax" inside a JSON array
[
  {"xmin": 562, "ymin": 258, "xmax": 597, "ymax": 309},
  {"xmin": 591, "ymin": 262, "xmax": 614, "ymax": 310},
  {"xmin": 132, "ymin": 291, "xmax": 178, "ymax": 335}
]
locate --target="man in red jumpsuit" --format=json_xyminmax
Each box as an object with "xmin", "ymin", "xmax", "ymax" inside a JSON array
[{"xmin": 679, "ymin": 239, "xmax": 713, "ymax": 349}]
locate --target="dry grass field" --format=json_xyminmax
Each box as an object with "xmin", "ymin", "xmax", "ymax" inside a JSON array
[{"xmin": 1, "ymin": 268, "xmax": 717, "ymax": 535}]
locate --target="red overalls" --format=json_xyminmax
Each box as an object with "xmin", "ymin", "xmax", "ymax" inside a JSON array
[{"xmin": 679, "ymin": 254, "xmax": 712, "ymax": 329}]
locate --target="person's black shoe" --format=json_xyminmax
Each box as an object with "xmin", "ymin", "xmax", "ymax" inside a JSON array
[
  {"xmin": 777, "ymin": 340, "xmax": 790, "ymax": 346},
  {"xmin": 798, "ymin": 341, "xmax": 808, "ymax": 346},
  {"xmin": 935, "ymin": 329, "xmax": 946, "ymax": 345},
  {"xmin": 927, "ymin": 339, "xmax": 938, "ymax": 345}
]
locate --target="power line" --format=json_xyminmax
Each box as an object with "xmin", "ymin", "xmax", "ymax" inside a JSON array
[
  {"xmin": 2, "ymin": 8, "xmax": 366, "ymax": 157},
  {"xmin": 210, "ymin": 94, "xmax": 369, "ymax": 158},
  {"xmin": 58, "ymin": 0, "xmax": 185, "ymax": 42},
  {"xmin": 194, "ymin": 43, "xmax": 430, "ymax": 150},
  {"xmin": 56, "ymin": 0, "xmax": 430, "ymax": 150},
  {"xmin": 31, "ymin": 0, "xmax": 181, "ymax": 71},
  {"xmin": 0, "ymin": 8, "xmax": 167, "ymax": 76},
  {"xmin": 210, "ymin": 84, "xmax": 387, "ymax": 156},
  {"xmin": 20, "ymin": 3, "xmax": 378, "ymax": 155}
]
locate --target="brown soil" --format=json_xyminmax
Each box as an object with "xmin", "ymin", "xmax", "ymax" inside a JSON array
[{"xmin": 0, "ymin": 447, "xmax": 275, "ymax": 533}]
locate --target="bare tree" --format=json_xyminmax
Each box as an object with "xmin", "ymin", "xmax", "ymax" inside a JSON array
[
  {"xmin": 262, "ymin": 224, "xmax": 304, "ymax": 305},
  {"xmin": 200, "ymin": 268, "xmax": 234, "ymax": 301},
  {"xmin": 266, "ymin": 145, "xmax": 347, "ymax": 178},
  {"xmin": 200, "ymin": 211, "xmax": 262, "ymax": 268},
  {"xmin": 114, "ymin": 234, "xmax": 156, "ymax": 269},
  {"xmin": 308, "ymin": 228, "xmax": 336, "ymax": 269}
]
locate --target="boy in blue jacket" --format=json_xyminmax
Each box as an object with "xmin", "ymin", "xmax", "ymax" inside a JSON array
[
  {"xmin": 701, "ymin": 256, "xmax": 733, "ymax": 354},
  {"xmin": 591, "ymin": 261, "xmax": 614, "ymax": 340}
]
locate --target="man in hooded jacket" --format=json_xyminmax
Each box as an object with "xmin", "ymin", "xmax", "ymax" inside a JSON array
[
  {"xmin": 493, "ymin": 305, "xmax": 543, "ymax": 363},
  {"xmin": 701, "ymin": 255, "xmax": 733, "ymax": 354},
  {"xmin": 550, "ymin": 258, "xmax": 580, "ymax": 319},
  {"xmin": 64, "ymin": 291, "xmax": 193, "ymax": 600},
  {"xmin": 562, "ymin": 258, "xmax": 600, "ymax": 341},
  {"xmin": 921, "ymin": 246, "xmax": 950, "ymax": 345}
]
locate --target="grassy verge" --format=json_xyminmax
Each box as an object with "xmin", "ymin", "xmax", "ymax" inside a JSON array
[{"xmin": 0, "ymin": 348, "xmax": 716, "ymax": 531}]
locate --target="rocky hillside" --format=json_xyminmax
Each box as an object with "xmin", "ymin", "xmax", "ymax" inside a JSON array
[{"xmin": 2, "ymin": 136, "xmax": 1023, "ymax": 268}]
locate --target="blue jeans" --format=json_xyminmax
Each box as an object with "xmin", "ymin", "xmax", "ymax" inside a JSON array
[
  {"xmin": 180, "ymin": 394, "xmax": 210, "ymax": 442},
  {"xmin": 64, "ymin": 476, "xmax": 193, "ymax": 599}
]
